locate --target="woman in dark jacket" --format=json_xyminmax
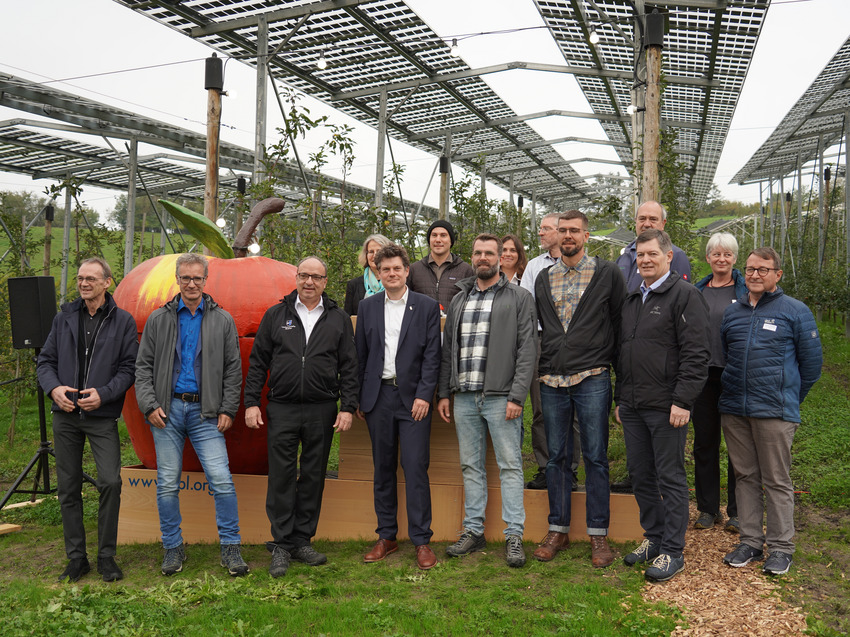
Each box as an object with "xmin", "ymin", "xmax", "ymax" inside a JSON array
[
  {"xmin": 692, "ymin": 232, "xmax": 747, "ymax": 533},
  {"xmin": 344, "ymin": 233, "xmax": 392, "ymax": 316}
]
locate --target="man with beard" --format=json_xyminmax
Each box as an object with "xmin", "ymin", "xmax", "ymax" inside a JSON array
[
  {"xmin": 437, "ymin": 234, "xmax": 537, "ymax": 567},
  {"xmin": 532, "ymin": 211, "xmax": 626, "ymax": 567}
]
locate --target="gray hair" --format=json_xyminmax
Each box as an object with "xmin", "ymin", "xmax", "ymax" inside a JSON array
[
  {"xmin": 297, "ymin": 255, "xmax": 328, "ymax": 275},
  {"xmin": 357, "ymin": 234, "xmax": 393, "ymax": 269},
  {"xmin": 705, "ymin": 232, "xmax": 738, "ymax": 260},
  {"xmin": 175, "ymin": 253, "xmax": 209, "ymax": 277},
  {"xmin": 79, "ymin": 257, "xmax": 112, "ymax": 281},
  {"xmin": 636, "ymin": 228, "xmax": 672, "ymax": 254}
]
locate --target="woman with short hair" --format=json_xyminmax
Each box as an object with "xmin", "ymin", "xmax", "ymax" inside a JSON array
[{"xmin": 693, "ymin": 232, "xmax": 747, "ymax": 533}]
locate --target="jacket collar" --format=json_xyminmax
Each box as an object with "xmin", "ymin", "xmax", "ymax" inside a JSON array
[
  {"xmin": 283, "ymin": 289, "xmax": 338, "ymax": 312},
  {"xmin": 743, "ymin": 285, "xmax": 784, "ymax": 308},
  {"xmin": 164, "ymin": 292, "xmax": 218, "ymax": 312},
  {"xmin": 61, "ymin": 291, "xmax": 117, "ymax": 315}
]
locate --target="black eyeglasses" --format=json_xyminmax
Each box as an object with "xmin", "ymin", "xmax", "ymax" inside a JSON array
[
  {"xmin": 296, "ymin": 273, "xmax": 327, "ymax": 282},
  {"xmin": 178, "ymin": 276, "xmax": 207, "ymax": 285},
  {"xmin": 744, "ymin": 267, "xmax": 779, "ymax": 276}
]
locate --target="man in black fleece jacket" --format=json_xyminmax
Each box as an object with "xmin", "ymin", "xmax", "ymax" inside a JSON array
[
  {"xmin": 615, "ymin": 229, "xmax": 709, "ymax": 583},
  {"xmin": 244, "ymin": 256, "xmax": 359, "ymax": 578}
]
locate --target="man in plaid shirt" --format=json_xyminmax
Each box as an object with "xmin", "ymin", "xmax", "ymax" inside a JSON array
[
  {"xmin": 438, "ymin": 233, "xmax": 537, "ymax": 568},
  {"xmin": 533, "ymin": 211, "xmax": 627, "ymax": 568}
]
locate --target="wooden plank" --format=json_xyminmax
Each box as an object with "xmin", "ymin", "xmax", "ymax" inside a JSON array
[
  {"xmin": 118, "ymin": 466, "xmax": 643, "ymax": 544},
  {"xmin": 0, "ymin": 523, "xmax": 22, "ymax": 535},
  {"xmin": 3, "ymin": 498, "xmax": 45, "ymax": 510}
]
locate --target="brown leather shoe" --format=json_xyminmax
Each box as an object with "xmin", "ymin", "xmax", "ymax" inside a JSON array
[
  {"xmin": 532, "ymin": 531, "xmax": 570, "ymax": 562},
  {"xmin": 415, "ymin": 544, "xmax": 437, "ymax": 570},
  {"xmin": 364, "ymin": 539, "xmax": 398, "ymax": 563},
  {"xmin": 590, "ymin": 535, "xmax": 615, "ymax": 568}
]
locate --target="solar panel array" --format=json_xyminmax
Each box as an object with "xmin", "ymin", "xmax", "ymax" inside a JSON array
[{"xmin": 732, "ymin": 35, "xmax": 850, "ymax": 185}]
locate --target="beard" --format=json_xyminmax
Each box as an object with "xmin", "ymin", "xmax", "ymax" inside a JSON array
[
  {"xmin": 560, "ymin": 242, "xmax": 582, "ymax": 258},
  {"xmin": 476, "ymin": 262, "xmax": 499, "ymax": 280}
]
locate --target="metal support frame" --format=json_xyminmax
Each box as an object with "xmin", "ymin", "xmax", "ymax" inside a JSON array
[
  {"xmin": 123, "ymin": 138, "xmax": 138, "ymax": 277},
  {"xmin": 60, "ymin": 178, "xmax": 72, "ymax": 301},
  {"xmin": 374, "ymin": 89, "xmax": 387, "ymax": 210},
  {"xmin": 253, "ymin": 15, "xmax": 269, "ymax": 203},
  {"xmin": 797, "ymin": 153, "xmax": 804, "ymax": 265},
  {"xmin": 817, "ymin": 135, "xmax": 825, "ymax": 273}
]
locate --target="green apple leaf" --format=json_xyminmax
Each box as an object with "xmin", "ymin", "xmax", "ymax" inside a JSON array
[{"xmin": 158, "ymin": 199, "xmax": 233, "ymax": 259}]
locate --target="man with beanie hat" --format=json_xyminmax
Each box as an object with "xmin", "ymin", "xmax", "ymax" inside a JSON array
[{"xmin": 408, "ymin": 220, "xmax": 474, "ymax": 311}]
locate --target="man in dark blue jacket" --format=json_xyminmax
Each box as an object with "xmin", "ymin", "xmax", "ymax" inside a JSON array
[
  {"xmin": 355, "ymin": 244, "xmax": 441, "ymax": 570},
  {"xmin": 37, "ymin": 257, "xmax": 138, "ymax": 583},
  {"xmin": 720, "ymin": 247, "xmax": 822, "ymax": 576}
]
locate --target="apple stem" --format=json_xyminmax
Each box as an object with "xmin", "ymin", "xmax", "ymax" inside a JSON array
[{"xmin": 232, "ymin": 197, "xmax": 286, "ymax": 257}]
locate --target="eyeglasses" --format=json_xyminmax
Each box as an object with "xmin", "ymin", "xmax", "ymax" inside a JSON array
[
  {"xmin": 744, "ymin": 267, "xmax": 779, "ymax": 276},
  {"xmin": 76, "ymin": 276, "xmax": 103, "ymax": 284},
  {"xmin": 296, "ymin": 273, "xmax": 327, "ymax": 282},
  {"xmin": 177, "ymin": 276, "xmax": 207, "ymax": 285}
]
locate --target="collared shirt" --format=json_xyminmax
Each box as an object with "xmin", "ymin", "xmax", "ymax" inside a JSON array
[
  {"xmin": 382, "ymin": 287, "xmax": 409, "ymax": 379},
  {"xmin": 427, "ymin": 253, "xmax": 451, "ymax": 282},
  {"xmin": 520, "ymin": 251, "xmax": 560, "ymax": 301},
  {"xmin": 640, "ymin": 270, "xmax": 671, "ymax": 303},
  {"xmin": 296, "ymin": 294, "xmax": 324, "ymax": 345},
  {"xmin": 77, "ymin": 300, "xmax": 106, "ymax": 390},
  {"xmin": 174, "ymin": 297, "xmax": 203, "ymax": 393},
  {"xmin": 457, "ymin": 280, "xmax": 497, "ymax": 392},
  {"xmin": 540, "ymin": 254, "xmax": 606, "ymax": 388}
]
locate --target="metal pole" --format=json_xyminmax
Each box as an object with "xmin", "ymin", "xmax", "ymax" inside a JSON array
[
  {"xmin": 509, "ymin": 173, "xmax": 515, "ymax": 210},
  {"xmin": 845, "ymin": 112, "xmax": 850, "ymax": 338},
  {"xmin": 797, "ymin": 153, "xmax": 803, "ymax": 264},
  {"xmin": 780, "ymin": 177, "xmax": 788, "ymax": 264},
  {"xmin": 757, "ymin": 181, "xmax": 763, "ymax": 247},
  {"xmin": 817, "ymin": 135, "xmax": 825, "ymax": 273},
  {"xmin": 480, "ymin": 161, "xmax": 486, "ymax": 199},
  {"xmin": 374, "ymin": 89, "xmax": 387, "ymax": 210},
  {"xmin": 768, "ymin": 177, "xmax": 775, "ymax": 246},
  {"xmin": 444, "ymin": 131, "xmax": 452, "ymax": 217},
  {"xmin": 123, "ymin": 138, "xmax": 137, "ymax": 277},
  {"xmin": 530, "ymin": 189, "xmax": 537, "ymax": 245},
  {"xmin": 60, "ymin": 179, "xmax": 72, "ymax": 301}
]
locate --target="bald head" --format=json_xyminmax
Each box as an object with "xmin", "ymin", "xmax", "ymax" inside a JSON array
[{"xmin": 635, "ymin": 200, "xmax": 667, "ymax": 234}]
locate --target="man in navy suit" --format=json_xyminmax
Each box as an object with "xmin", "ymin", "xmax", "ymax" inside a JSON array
[{"xmin": 355, "ymin": 244, "xmax": 442, "ymax": 570}]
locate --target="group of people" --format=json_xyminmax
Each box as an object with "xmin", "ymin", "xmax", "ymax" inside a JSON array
[{"xmin": 36, "ymin": 198, "xmax": 821, "ymax": 585}]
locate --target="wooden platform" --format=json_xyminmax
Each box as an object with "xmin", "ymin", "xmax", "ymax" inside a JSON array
[{"xmin": 118, "ymin": 411, "xmax": 643, "ymax": 545}]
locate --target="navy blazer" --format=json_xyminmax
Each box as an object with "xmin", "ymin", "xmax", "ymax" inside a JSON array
[{"xmin": 355, "ymin": 289, "xmax": 442, "ymax": 414}]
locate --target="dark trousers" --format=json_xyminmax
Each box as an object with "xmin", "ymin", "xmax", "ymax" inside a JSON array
[
  {"xmin": 692, "ymin": 367, "xmax": 737, "ymax": 517},
  {"xmin": 365, "ymin": 384, "xmax": 433, "ymax": 546},
  {"xmin": 52, "ymin": 412, "xmax": 122, "ymax": 560},
  {"xmin": 620, "ymin": 406, "xmax": 689, "ymax": 558},
  {"xmin": 265, "ymin": 400, "xmax": 337, "ymax": 553}
]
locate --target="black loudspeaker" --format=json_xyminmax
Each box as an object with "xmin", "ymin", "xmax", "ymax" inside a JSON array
[{"xmin": 8, "ymin": 276, "xmax": 57, "ymax": 349}]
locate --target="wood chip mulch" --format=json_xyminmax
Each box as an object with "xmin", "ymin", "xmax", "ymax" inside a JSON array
[{"xmin": 639, "ymin": 504, "xmax": 808, "ymax": 636}]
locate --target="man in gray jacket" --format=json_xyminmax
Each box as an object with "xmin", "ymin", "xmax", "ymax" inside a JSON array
[
  {"xmin": 437, "ymin": 234, "xmax": 537, "ymax": 568},
  {"xmin": 135, "ymin": 253, "xmax": 247, "ymax": 577}
]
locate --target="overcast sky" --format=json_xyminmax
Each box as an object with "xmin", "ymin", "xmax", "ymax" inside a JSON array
[{"xmin": 1, "ymin": 0, "xmax": 848, "ymax": 219}]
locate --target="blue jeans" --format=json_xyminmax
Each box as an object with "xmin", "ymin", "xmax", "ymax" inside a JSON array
[
  {"xmin": 452, "ymin": 392, "xmax": 525, "ymax": 538},
  {"xmin": 151, "ymin": 398, "xmax": 241, "ymax": 549},
  {"xmin": 540, "ymin": 371, "xmax": 612, "ymax": 535}
]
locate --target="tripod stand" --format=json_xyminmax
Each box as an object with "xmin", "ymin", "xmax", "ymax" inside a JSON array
[{"xmin": 0, "ymin": 350, "xmax": 95, "ymax": 510}]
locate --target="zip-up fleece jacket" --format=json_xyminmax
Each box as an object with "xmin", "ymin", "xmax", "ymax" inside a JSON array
[
  {"xmin": 615, "ymin": 272, "xmax": 710, "ymax": 412},
  {"xmin": 719, "ymin": 287, "xmax": 822, "ymax": 423},
  {"xmin": 535, "ymin": 257, "xmax": 626, "ymax": 377},
  {"xmin": 37, "ymin": 292, "xmax": 138, "ymax": 420},
  {"xmin": 408, "ymin": 253, "xmax": 474, "ymax": 310},
  {"xmin": 243, "ymin": 291, "xmax": 359, "ymax": 413},
  {"xmin": 135, "ymin": 293, "xmax": 242, "ymax": 420},
  {"xmin": 438, "ymin": 274, "xmax": 537, "ymax": 406}
]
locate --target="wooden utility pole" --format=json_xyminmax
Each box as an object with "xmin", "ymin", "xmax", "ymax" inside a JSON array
[
  {"xmin": 438, "ymin": 155, "xmax": 449, "ymax": 220},
  {"xmin": 205, "ymin": 54, "xmax": 223, "ymax": 256},
  {"xmin": 641, "ymin": 9, "xmax": 664, "ymax": 203}
]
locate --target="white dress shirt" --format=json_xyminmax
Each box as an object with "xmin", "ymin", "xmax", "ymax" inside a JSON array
[
  {"xmin": 295, "ymin": 295, "xmax": 324, "ymax": 344},
  {"xmin": 382, "ymin": 287, "xmax": 409, "ymax": 379}
]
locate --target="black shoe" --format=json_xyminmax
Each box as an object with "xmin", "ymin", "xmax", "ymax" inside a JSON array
[
  {"xmin": 763, "ymin": 551, "xmax": 793, "ymax": 576},
  {"xmin": 220, "ymin": 544, "xmax": 249, "ymax": 576},
  {"xmin": 505, "ymin": 535, "xmax": 527, "ymax": 568},
  {"xmin": 96, "ymin": 556, "xmax": 124, "ymax": 582},
  {"xmin": 291, "ymin": 544, "xmax": 327, "ymax": 566},
  {"xmin": 525, "ymin": 469, "xmax": 547, "ymax": 490},
  {"xmin": 723, "ymin": 543, "xmax": 764, "ymax": 567},
  {"xmin": 161, "ymin": 544, "xmax": 187, "ymax": 576},
  {"xmin": 623, "ymin": 539, "xmax": 659, "ymax": 566},
  {"xmin": 446, "ymin": 530, "xmax": 486, "ymax": 557},
  {"xmin": 611, "ymin": 475, "xmax": 633, "ymax": 493},
  {"xmin": 58, "ymin": 557, "xmax": 90, "ymax": 582},
  {"xmin": 694, "ymin": 511, "xmax": 720, "ymax": 530},
  {"xmin": 269, "ymin": 546, "xmax": 291, "ymax": 578}
]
